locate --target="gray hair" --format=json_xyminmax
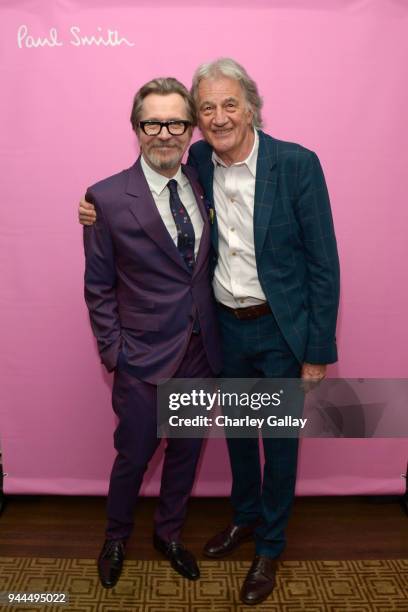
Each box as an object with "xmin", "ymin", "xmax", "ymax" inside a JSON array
[
  {"xmin": 130, "ymin": 77, "xmax": 197, "ymax": 131},
  {"xmin": 191, "ymin": 58, "xmax": 263, "ymax": 128}
]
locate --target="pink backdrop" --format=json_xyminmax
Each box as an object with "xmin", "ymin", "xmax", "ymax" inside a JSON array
[{"xmin": 1, "ymin": 0, "xmax": 407, "ymax": 496}]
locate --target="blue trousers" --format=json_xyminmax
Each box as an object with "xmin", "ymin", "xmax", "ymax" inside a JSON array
[{"xmin": 217, "ymin": 305, "xmax": 301, "ymax": 558}]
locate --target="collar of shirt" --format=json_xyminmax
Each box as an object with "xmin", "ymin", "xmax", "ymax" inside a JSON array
[
  {"xmin": 141, "ymin": 155, "xmax": 189, "ymax": 195},
  {"xmin": 211, "ymin": 128, "xmax": 259, "ymax": 176}
]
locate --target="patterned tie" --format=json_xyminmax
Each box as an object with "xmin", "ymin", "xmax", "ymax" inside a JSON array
[
  {"xmin": 167, "ymin": 179, "xmax": 195, "ymax": 272},
  {"xmin": 167, "ymin": 179, "xmax": 200, "ymax": 333}
]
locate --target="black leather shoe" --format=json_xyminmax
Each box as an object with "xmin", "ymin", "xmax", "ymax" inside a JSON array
[
  {"xmin": 153, "ymin": 533, "xmax": 200, "ymax": 581},
  {"xmin": 240, "ymin": 555, "xmax": 277, "ymax": 605},
  {"xmin": 97, "ymin": 538, "xmax": 126, "ymax": 588},
  {"xmin": 203, "ymin": 523, "xmax": 256, "ymax": 558}
]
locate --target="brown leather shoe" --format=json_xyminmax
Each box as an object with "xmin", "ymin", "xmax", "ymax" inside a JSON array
[
  {"xmin": 203, "ymin": 523, "xmax": 256, "ymax": 558},
  {"xmin": 240, "ymin": 555, "xmax": 277, "ymax": 605}
]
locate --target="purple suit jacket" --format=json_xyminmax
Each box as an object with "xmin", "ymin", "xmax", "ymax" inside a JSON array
[{"xmin": 83, "ymin": 157, "xmax": 222, "ymax": 383}]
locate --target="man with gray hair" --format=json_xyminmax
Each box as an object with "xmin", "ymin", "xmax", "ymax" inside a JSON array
[
  {"xmin": 79, "ymin": 58, "xmax": 340, "ymax": 605},
  {"xmin": 82, "ymin": 76, "xmax": 221, "ymax": 588},
  {"xmin": 188, "ymin": 58, "xmax": 339, "ymax": 605}
]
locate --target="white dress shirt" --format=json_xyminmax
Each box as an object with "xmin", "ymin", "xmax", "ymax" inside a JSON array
[
  {"xmin": 141, "ymin": 155, "xmax": 203, "ymax": 258},
  {"xmin": 212, "ymin": 129, "xmax": 267, "ymax": 307}
]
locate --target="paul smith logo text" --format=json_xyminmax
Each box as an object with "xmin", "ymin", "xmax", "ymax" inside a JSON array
[{"xmin": 17, "ymin": 25, "xmax": 135, "ymax": 48}]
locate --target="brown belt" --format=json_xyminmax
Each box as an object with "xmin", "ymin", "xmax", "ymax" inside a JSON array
[{"xmin": 218, "ymin": 301, "xmax": 272, "ymax": 320}]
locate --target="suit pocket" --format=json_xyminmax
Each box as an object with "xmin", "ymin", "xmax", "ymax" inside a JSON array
[{"xmin": 119, "ymin": 308, "xmax": 159, "ymax": 331}]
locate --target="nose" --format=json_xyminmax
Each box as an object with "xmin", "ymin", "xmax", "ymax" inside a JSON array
[
  {"xmin": 157, "ymin": 125, "xmax": 172, "ymax": 140},
  {"xmin": 213, "ymin": 106, "xmax": 228, "ymax": 126}
]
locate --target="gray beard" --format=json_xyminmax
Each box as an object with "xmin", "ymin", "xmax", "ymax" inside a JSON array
[{"xmin": 147, "ymin": 148, "xmax": 181, "ymax": 171}]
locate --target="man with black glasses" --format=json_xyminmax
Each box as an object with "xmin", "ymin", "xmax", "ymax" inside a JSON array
[{"xmin": 82, "ymin": 77, "xmax": 221, "ymax": 588}]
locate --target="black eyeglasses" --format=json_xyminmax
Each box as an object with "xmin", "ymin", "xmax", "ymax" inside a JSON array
[{"xmin": 138, "ymin": 120, "xmax": 191, "ymax": 136}]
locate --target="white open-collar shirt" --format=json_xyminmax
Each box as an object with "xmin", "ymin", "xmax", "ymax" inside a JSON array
[{"xmin": 211, "ymin": 129, "xmax": 267, "ymax": 308}]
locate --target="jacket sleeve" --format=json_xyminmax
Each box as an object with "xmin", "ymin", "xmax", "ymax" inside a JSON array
[
  {"xmin": 83, "ymin": 189, "xmax": 121, "ymax": 372},
  {"xmin": 294, "ymin": 151, "xmax": 340, "ymax": 364}
]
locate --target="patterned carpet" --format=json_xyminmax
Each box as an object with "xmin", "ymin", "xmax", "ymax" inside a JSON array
[{"xmin": 0, "ymin": 557, "xmax": 407, "ymax": 611}]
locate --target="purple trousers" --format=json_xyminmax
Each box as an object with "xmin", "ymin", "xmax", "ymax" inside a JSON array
[{"xmin": 106, "ymin": 332, "xmax": 212, "ymax": 542}]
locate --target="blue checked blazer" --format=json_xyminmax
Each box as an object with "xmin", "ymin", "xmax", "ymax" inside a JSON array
[{"xmin": 187, "ymin": 130, "xmax": 340, "ymax": 365}]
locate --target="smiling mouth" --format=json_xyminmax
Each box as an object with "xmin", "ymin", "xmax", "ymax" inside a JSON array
[{"xmin": 213, "ymin": 129, "xmax": 233, "ymax": 137}]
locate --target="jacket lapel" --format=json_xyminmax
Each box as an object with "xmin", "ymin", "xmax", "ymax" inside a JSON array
[
  {"xmin": 254, "ymin": 131, "xmax": 278, "ymax": 258},
  {"xmin": 196, "ymin": 157, "xmax": 219, "ymax": 253},
  {"xmin": 197, "ymin": 156, "xmax": 214, "ymax": 206},
  {"xmin": 125, "ymin": 158, "xmax": 187, "ymax": 271},
  {"xmin": 181, "ymin": 165, "xmax": 210, "ymax": 277}
]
